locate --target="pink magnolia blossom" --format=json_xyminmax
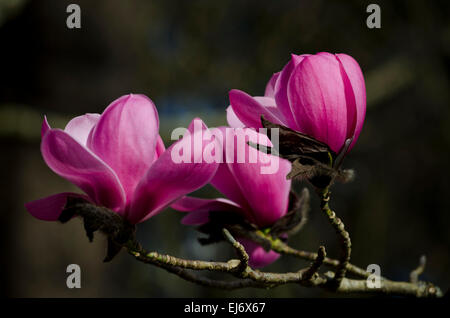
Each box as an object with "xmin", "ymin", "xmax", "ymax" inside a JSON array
[
  {"xmin": 172, "ymin": 126, "xmax": 292, "ymax": 268},
  {"xmin": 25, "ymin": 94, "xmax": 219, "ymax": 225},
  {"xmin": 227, "ymin": 52, "xmax": 366, "ymax": 154}
]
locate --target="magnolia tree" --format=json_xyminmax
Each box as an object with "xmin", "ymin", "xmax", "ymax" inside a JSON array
[{"xmin": 25, "ymin": 52, "xmax": 442, "ymax": 297}]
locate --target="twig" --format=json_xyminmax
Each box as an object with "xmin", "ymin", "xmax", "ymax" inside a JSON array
[
  {"xmin": 222, "ymin": 228, "xmax": 249, "ymax": 273},
  {"xmin": 294, "ymin": 194, "xmax": 309, "ymax": 234},
  {"xmin": 302, "ymin": 246, "xmax": 326, "ymax": 283},
  {"xmin": 250, "ymin": 230, "xmax": 370, "ymax": 279},
  {"xmin": 410, "ymin": 255, "xmax": 426, "ymax": 283},
  {"xmin": 318, "ymin": 188, "xmax": 351, "ymax": 287}
]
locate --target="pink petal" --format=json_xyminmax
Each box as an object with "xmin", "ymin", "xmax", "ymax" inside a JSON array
[
  {"xmin": 64, "ymin": 113, "xmax": 100, "ymax": 146},
  {"xmin": 175, "ymin": 197, "xmax": 242, "ymax": 225},
  {"xmin": 287, "ymin": 53, "xmax": 348, "ymax": 153},
  {"xmin": 41, "ymin": 129, "xmax": 126, "ymax": 212},
  {"xmin": 331, "ymin": 55, "xmax": 356, "ymax": 142},
  {"xmin": 210, "ymin": 160, "xmax": 253, "ymax": 214},
  {"xmin": 187, "ymin": 116, "xmax": 207, "ymax": 133},
  {"xmin": 129, "ymin": 119, "xmax": 220, "ymax": 224},
  {"xmin": 336, "ymin": 53, "xmax": 366, "ymax": 151},
  {"xmin": 238, "ymin": 238, "xmax": 280, "ymax": 268},
  {"xmin": 229, "ymin": 89, "xmax": 285, "ymax": 128},
  {"xmin": 87, "ymin": 94, "xmax": 160, "ymax": 202},
  {"xmin": 181, "ymin": 210, "xmax": 210, "ymax": 225},
  {"xmin": 274, "ymin": 54, "xmax": 309, "ymax": 130},
  {"xmin": 41, "ymin": 116, "xmax": 50, "ymax": 137},
  {"xmin": 210, "ymin": 127, "xmax": 291, "ymax": 227},
  {"xmin": 254, "ymin": 96, "xmax": 287, "ymax": 125},
  {"xmin": 153, "ymin": 135, "xmax": 166, "ymax": 162},
  {"xmin": 226, "ymin": 106, "xmax": 245, "ymax": 128},
  {"xmin": 264, "ymin": 72, "xmax": 280, "ymax": 98},
  {"xmin": 25, "ymin": 192, "xmax": 91, "ymax": 221},
  {"xmin": 171, "ymin": 196, "xmax": 241, "ymax": 213},
  {"xmin": 208, "ymin": 128, "xmax": 254, "ymax": 215},
  {"xmin": 226, "ymin": 129, "xmax": 291, "ymax": 227}
]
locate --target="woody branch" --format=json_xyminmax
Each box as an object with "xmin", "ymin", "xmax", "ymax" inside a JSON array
[{"xmin": 63, "ymin": 200, "xmax": 443, "ymax": 298}]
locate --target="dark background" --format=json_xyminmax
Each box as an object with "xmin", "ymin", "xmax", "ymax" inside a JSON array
[{"xmin": 0, "ymin": 0, "xmax": 449, "ymax": 297}]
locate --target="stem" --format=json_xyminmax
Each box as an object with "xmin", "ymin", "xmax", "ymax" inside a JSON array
[
  {"xmin": 410, "ymin": 255, "xmax": 426, "ymax": 284},
  {"xmin": 301, "ymin": 246, "xmax": 326, "ymax": 283},
  {"xmin": 222, "ymin": 228, "xmax": 249, "ymax": 273},
  {"xmin": 318, "ymin": 187, "xmax": 352, "ymax": 287}
]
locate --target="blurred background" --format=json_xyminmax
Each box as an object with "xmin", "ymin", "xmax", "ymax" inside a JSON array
[{"xmin": 0, "ymin": 0, "xmax": 449, "ymax": 297}]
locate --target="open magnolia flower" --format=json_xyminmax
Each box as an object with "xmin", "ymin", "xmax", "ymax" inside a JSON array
[
  {"xmin": 227, "ymin": 52, "xmax": 366, "ymax": 154},
  {"xmin": 172, "ymin": 126, "xmax": 292, "ymax": 268},
  {"xmin": 25, "ymin": 94, "xmax": 219, "ymax": 225}
]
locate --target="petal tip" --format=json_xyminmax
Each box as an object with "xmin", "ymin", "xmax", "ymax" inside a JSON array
[{"xmin": 41, "ymin": 116, "xmax": 51, "ymax": 138}]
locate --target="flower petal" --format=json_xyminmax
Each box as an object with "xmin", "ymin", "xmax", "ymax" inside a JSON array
[
  {"xmin": 210, "ymin": 160, "xmax": 252, "ymax": 213},
  {"xmin": 253, "ymin": 96, "xmax": 287, "ymax": 126},
  {"xmin": 336, "ymin": 53, "xmax": 366, "ymax": 151},
  {"xmin": 287, "ymin": 53, "xmax": 348, "ymax": 153},
  {"xmin": 229, "ymin": 89, "xmax": 285, "ymax": 128},
  {"xmin": 87, "ymin": 94, "xmax": 159, "ymax": 201},
  {"xmin": 208, "ymin": 128, "xmax": 254, "ymax": 215},
  {"xmin": 226, "ymin": 106, "xmax": 245, "ymax": 128},
  {"xmin": 264, "ymin": 72, "xmax": 280, "ymax": 98},
  {"xmin": 41, "ymin": 129, "xmax": 126, "ymax": 212},
  {"xmin": 129, "ymin": 119, "xmax": 219, "ymax": 224},
  {"xmin": 171, "ymin": 181, "xmax": 242, "ymax": 226},
  {"xmin": 181, "ymin": 210, "xmax": 210, "ymax": 225},
  {"xmin": 64, "ymin": 113, "xmax": 100, "ymax": 146},
  {"xmin": 274, "ymin": 54, "xmax": 309, "ymax": 130},
  {"xmin": 41, "ymin": 116, "xmax": 50, "ymax": 137},
  {"xmin": 171, "ymin": 196, "xmax": 241, "ymax": 213},
  {"xmin": 176, "ymin": 197, "xmax": 243, "ymax": 225},
  {"xmin": 211, "ymin": 128, "xmax": 291, "ymax": 227},
  {"xmin": 153, "ymin": 135, "xmax": 166, "ymax": 162},
  {"xmin": 238, "ymin": 238, "xmax": 280, "ymax": 268},
  {"xmin": 25, "ymin": 192, "xmax": 91, "ymax": 221},
  {"xmin": 226, "ymin": 129, "xmax": 291, "ymax": 227}
]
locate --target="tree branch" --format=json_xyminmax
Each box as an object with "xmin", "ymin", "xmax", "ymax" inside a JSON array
[
  {"xmin": 61, "ymin": 200, "xmax": 443, "ymax": 298},
  {"xmin": 132, "ymin": 257, "xmax": 268, "ymax": 290},
  {"xmin": 318, "ymin": 187, "xmax": 351, "ymax": 287},
  {"xmin": 124, "ymin": 229, "xmax": 442, "ymax": 297},
  {"xmin": 244, "ymin": 229, "xmax": 370, "ymax": 279},
  {"xmin": 126, "ymin": 239, "xmax": 442, "ymax": 297}
]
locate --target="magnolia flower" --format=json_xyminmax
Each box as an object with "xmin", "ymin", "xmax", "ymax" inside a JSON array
[
  {"xmin": 172, "ymin": 126, "xmax": 292, "ymax": 268},
  {"xmin": 25, "ymin": 94, "xmax": 219, "ymax": 225},
  {"xmin": 227, "ymin": 52, "xmax": 366, "ymax": 154}
]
